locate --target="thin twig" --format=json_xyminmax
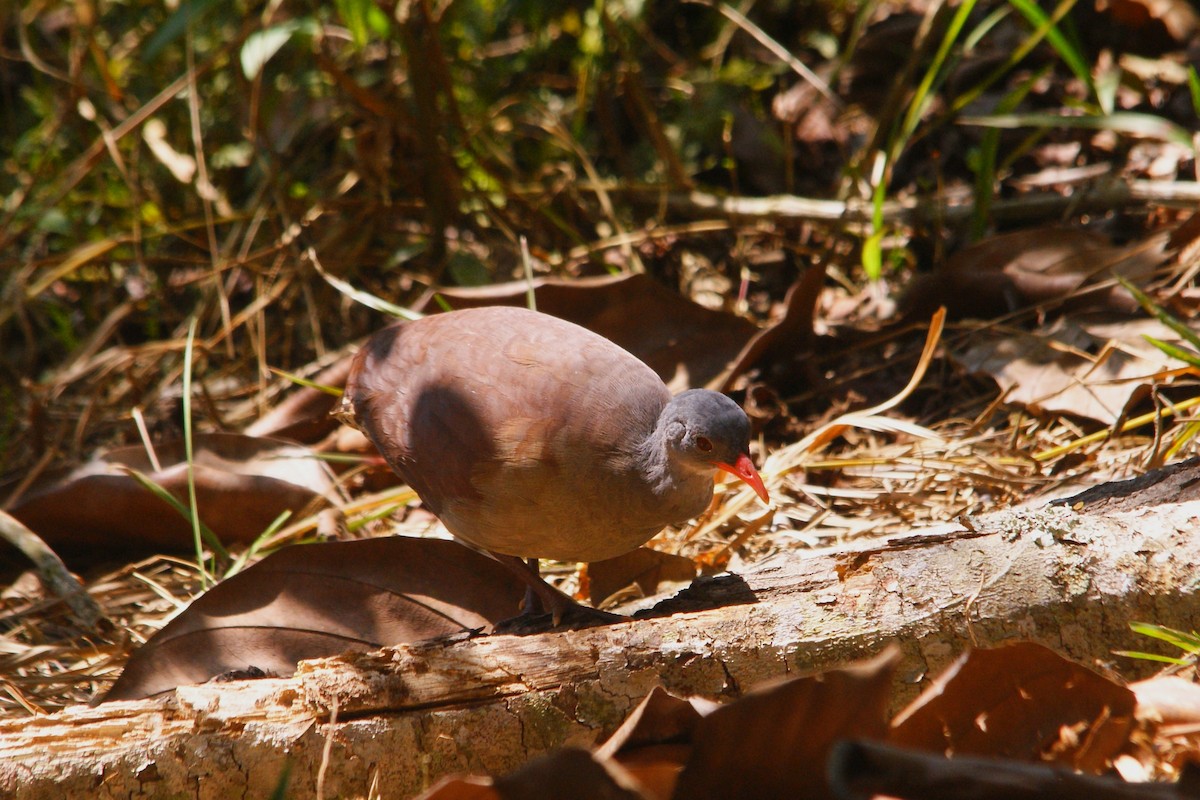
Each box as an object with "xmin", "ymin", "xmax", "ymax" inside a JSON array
[
  {"xmin": 0, "ymin": 510, "xmax": 107, "ymax": 631},
  {"xmin": 690, "ymin": 0, "xmax": 840, "ymax": 107}
]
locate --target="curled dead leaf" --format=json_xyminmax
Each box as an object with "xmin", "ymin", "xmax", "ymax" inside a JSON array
[
  {"xmin": 889, "ymin": 641, "xmax": 1136, "ymax": 773},
  {"xmin": 901, "ymin": 227, "xmax": 1169, "ymax": 321},
  {"xmin": 1132, "ymin": 676, "xmax": 1200, "ymax": 726},
  {"xmin": 5, "ymin": 432, "xmax": 336, "ymax": 556},
  {"xmin": 586, "ymin": 548, "xmax": 698, "ymax": 609},
  {"xmin": 1098, "ymin": 0, "xmax": 1199, "ymax": 42},
  {"xmin": 953, "ymin": 313, "xmax": 1191, "ymax": 424},
  {"xmin": 103, "ymin": 537, "xmax": 527, "ymax": 701},
  {"xmin": 668, "ymin": 645, "xmax": 899, "ymax": 800}
]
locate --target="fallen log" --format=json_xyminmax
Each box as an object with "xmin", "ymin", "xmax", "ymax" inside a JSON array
[{"xmin": 2, "ymin": 459, "xmax": 1198, "ymax": 799}]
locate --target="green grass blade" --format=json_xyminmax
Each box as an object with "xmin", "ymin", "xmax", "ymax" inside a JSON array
[
  {"xmin": 312, "ymin": 263, "xmax": 422, "ymax": 320},
  {"xmin": 346, "ymin": 504, "xmax": 403, "ymax": 532},
  {"xmin": 1113, "ymin": 650, "xmax": 1192, "ymax": 665},
  {"xmin": 224, "ymin": 510, "xmax": 292, "ymax": 579},
  {"xmin": 121, "ymin": 466, "xmax": 229, "ymax": 561},
  {"xmin": 1130, "ymin": 621, "xmax": 1200, "ymax": 653},
  {"xmin": 964, "ymin": 5, "xmax": 1010, "ymax": 50},
  {"xmin": 948, "ymin": 0, "xmax": 1080, "ymax": 116},
  {"xmin": 1005, "ymin": 0, "xmax": 1093, "ymax": 96},
  {"xmin": 898, "ymin": 0, "xmax": 979, "ymax": 147},
  {"xmin": 268, "ymin": 367, "xmax": 343, "ymax": 396},
  {"xmin": 182, "ymin": 317, "xmax": 215, "ymax": 587},
  {"xmin": 1117, "ymin": 275, "xmax": 1200, "ymax": 351},
  {"xmin": 1144, "ymin": 337, "xmax": 1200, "ymax": 368},
  {"xmin": 959, "ymin": 111, "xmax": 1196, "ymax": 149},
  {"xmin": 972, "ymin": 67, "xmax": 1047, "ymax": 237},
  {"xmin": 868, "ymin": 0, "xmax": 977, "ymax": 275},
  {"xmin": 862, "ymin": 228, "xmax": 885, "ymax": 282},
  {"xmin": 1165, "ymin": 420, "xmax": 1200, "ymax": 461}
]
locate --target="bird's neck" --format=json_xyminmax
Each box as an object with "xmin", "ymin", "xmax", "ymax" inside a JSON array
[{"xmin": 637, "ymin": 420, "xmax": 713, "ymax": 510}]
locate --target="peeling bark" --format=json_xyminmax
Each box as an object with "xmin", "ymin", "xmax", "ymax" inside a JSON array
[{"xmin": 2, "ymin": 460, "xmax": 1199, "ymax": 799}]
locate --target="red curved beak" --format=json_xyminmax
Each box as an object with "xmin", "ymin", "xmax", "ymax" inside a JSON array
[{"xmin": 716, "ymin": 452, "xmax": 770, "ymax": 504}]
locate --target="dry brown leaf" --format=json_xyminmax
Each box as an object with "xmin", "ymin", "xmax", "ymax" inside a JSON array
[
  {"xmin": 901, "ymin": 227, "xmax": 1168, "ymax": 321},
  {"xmin": 586, "ymin": 548, "xmax": 699, "ymax": 608},
  {"xmin": 1132, "ymin": 676, "xmax": 1200, "ymax": 725},
  {"xmin": 954, "ymin": 313, "xmax": 1190, "ymax": 424},
  {"xmin": 416, "ymin": 776, "xmax": 500, "ymax": 800},
  {"xmin": 715, "ymin": 266, "xmax": 825, "ymax": 393},
  {"xmin": 492, "ymin": 748, "xmax": 648, "ymax": 800},
  {"xmin": 608, "ymin": 747, "xmax": 690, "ymax": 800},
  {"xmin": 669, "ymin": 645, "xmax": 898, "ymax": 800},
  {"xmin": 597, "ymin": 687, "xmax": 714, "ymax": 762},
  {"xmin": 1099, "ymin": 0, "xmax": 1199, "ymax": 41},
  {"xmin": 595, "ymin": 687, "xmax": 716, "ymax": 800},
  {"xmin": 828, "ymin": 737, "xmax": 1187, "ymax": 800},
  {"xmin": 889, "ymin": 642, "xmax": 1136, "ymax": 773},
  {"xmin": 423, "ymin": 274, "xmax": 758, "ymax": 392},
  {"xmin": 6, "ymin": 432, "xmax": 335, "ymax": 555},
  {"xmin": 103, "ymin": 537, "xmax": 526, "ymax": 701}
]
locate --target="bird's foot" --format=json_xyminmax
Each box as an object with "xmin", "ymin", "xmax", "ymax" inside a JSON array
[{"xmin": 490, "ymin": 553, "xmax": 626, "ymax": 633}]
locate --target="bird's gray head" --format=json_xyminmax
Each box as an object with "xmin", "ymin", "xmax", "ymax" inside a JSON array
[
  {"xmin": 657, "ymin": 389, "xmax": 752, "ymax": 473},
  {"xmin": 642, "ymin": 389, "xmax": 769, "ymax": 504}
]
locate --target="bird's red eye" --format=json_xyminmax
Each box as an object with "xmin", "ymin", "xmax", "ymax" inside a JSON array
[{"xmin": 696, "ymin": 436, "xmax": 713, "ymax": 452}]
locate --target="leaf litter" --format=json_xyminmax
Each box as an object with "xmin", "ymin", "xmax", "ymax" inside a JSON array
[
  {"xmin": 3, "ymin": 242, "xmax": 1200, "ymax": 719},
  {"xmin": 3, "ymin": 3, "xmax": 1200, "ymax": 792}
]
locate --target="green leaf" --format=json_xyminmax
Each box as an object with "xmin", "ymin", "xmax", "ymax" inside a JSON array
[
  {"xmin": 142, "ymin": 0, "xmax": 223, "ymax": 61},
  {"xmin": 959, "ymin": 111, "xmax": 1196, "ymax": 149},
  {"xmin": 1188, "ymin": 66, "xmax": 1200, "ymax": 117},
  {"xmin": 447, "ymin": 251, "xmax": 491, "ymax": 287},
  {"xmin": 335, "ymin": 0, "xmax": 391, "ymax": 48},
  {"xmin": 241, "ymin": 18, "xmax": 319, "ymax": 80}
]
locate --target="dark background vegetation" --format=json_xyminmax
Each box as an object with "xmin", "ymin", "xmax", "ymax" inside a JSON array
[{"xmin": 1, "ymin": 0, "xmax": 1197, "ymax": 485}]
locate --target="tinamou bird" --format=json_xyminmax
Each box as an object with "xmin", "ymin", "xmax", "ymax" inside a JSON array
[{"xmin": 339, "ymin": 306, "xmax": 769, "ymax": 625}]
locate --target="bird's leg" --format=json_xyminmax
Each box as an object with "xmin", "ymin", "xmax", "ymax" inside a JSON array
[
  {"xmin": 520, "ymin": 557, "xmax": 540, "ymax": 613},
  {"xmin": 491, "ymin": 554, "xmax": 623, "ymax": 630},
  {"xmin": 493, "ymin": 554, "xmax": 575, "ymax": 624}
]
